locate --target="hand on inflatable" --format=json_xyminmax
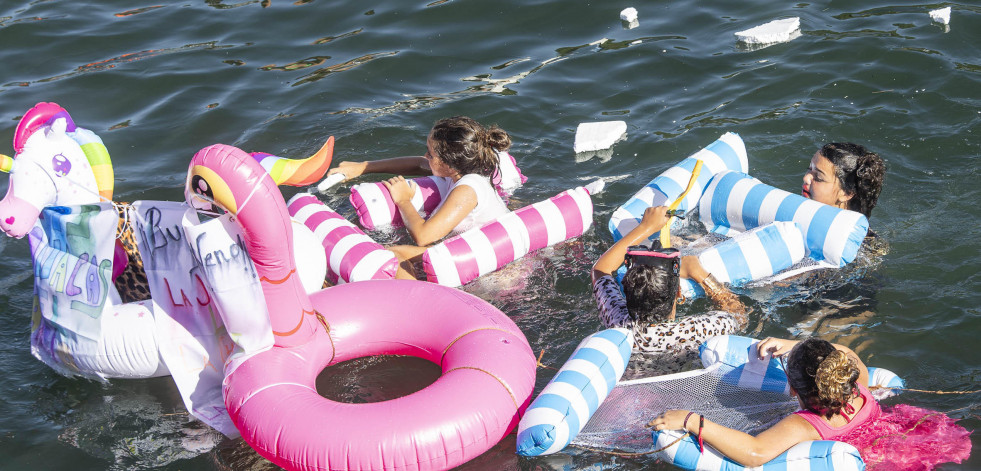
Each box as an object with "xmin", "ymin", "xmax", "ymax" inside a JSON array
[
  {"xmin": 757, "ymin": 337, "xmax": 798, "ymax": 360},
  {"xmin": 383, "ymin": 175, "xmax": 417, "ymax": 205},
  {"xmin": 680, "ymin": 255, "xmax": 708, "ymax": 281},
  {"xmin": 648, "ymin": 409, "xmax": 694, "ymax": 431},
  {"xmin": 638, "ymin": 206, "xmax": 670, "ymax": 235},
  {"xmin": 328, "ymin": 161, "xmax": 367, "ymax": 181}
]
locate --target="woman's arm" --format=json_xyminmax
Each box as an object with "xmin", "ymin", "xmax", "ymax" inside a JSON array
[
  {"xmin": 591, "ymin": 206, "xmax": 670, "ymax": 282},
  {"xmin": 649, "ymin": 410, "xmax": 819, "ymax": 468},
  {"xmin": 681, "ymin": 256, "xmax": 748, "ymax": 320},
  {"xmin": 327, "ymin": 156, "xmax": 432, "ymax": 180},
  {"xmin": 385, "ymin": 176, "xmax": 478, "ymax": 246}
]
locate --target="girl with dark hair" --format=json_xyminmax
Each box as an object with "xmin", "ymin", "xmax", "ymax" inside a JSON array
[
  {"xmin": 327, "ymin": 116, "xmax": 511, "ymax": 278},
  {"xmin": 649, "ymin": 337, "xmax": 971, "ymax": 469},
  {"xmin": 591, "ymin": 206, "xmax": 748, "ymax": 374},
  {"xmin": 802, "ymin": 143, "xmax": 886, "ymax": 219}
]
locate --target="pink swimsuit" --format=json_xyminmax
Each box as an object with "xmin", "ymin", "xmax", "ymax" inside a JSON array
[
  {"xmin": 794, "ymin": 383, "xmax": 881, "ymax": 440},
  {"xmin": 794, "ymin": 383, "xmax": 971, "ymax": 470}
]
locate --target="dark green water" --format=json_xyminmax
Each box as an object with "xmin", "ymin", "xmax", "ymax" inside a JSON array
[{"xmin": 0, "ymin": 1, "xmax": 978, "ymax": 470}]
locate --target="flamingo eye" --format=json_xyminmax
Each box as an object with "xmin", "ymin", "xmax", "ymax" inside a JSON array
[{"xmin": 189, "ymin": 174, "xmax": 220, "ymax": 212}]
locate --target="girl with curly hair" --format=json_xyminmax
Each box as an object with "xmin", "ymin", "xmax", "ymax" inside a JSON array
[{"xmin": 649, "ymin": 337, "xmax": 971, "ymax": 469}]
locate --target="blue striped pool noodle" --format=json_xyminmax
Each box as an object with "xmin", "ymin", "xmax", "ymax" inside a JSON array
[
  {"xmin": 700, "ymin": 334, "xmax": 791, "ymax": 395},
  {"xmin": 701, "ymin": 335, "xmax": 905, "ymax": 398},
  {"xmin": 654, "ymin": 430, "xmax": 865, "ymax": 471},
  {"xmin": 676, "ymin": 222, "xmax": 806, "ymax": 300},
  {"xmin": 609, "ymin": 133, "xmax": 748, "ymax": 242},
  {"xmin": 698, "ymin": 171, "xmax": 868, "ymax": 267},
  {"xmin": 516, "ymin": 328, "xmax": 633, "ymax": 456}
]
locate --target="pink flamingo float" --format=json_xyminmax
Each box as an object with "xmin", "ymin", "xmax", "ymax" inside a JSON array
[{"xmin": 185, "ymin": 144, "xmax": 536, "ymax": 471}]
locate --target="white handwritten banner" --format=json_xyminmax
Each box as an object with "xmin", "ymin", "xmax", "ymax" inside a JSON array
[
  {"xmin": 182, "ymin": 213, "xmax": 272, "ymax": 376},
  {"xmin": 27, "ymin": 202, "xmax": 120, "ymax": 377},
  {"xmin": 28, "ymin": 203, "xmax": 119, "ymax": 341},
  {"xmin": 131, "ymin": 200, "xmax": 257, "ymax": 438}
]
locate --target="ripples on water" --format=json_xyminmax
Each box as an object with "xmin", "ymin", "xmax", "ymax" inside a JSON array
[{"xmin": 1, "ymin": 1, "xmax": 979, "ymax": 470}]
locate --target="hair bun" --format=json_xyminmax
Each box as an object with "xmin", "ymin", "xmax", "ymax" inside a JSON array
[
  {"xmin": 814, "ymin": 350, "xmax": 859, "ymax": 406},
  {"xmin": 484, "ymin": 126, "xmax": 512, "ymax": 153}
]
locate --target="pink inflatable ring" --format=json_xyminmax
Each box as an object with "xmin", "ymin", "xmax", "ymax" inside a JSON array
[
  {"xmin": 224, "ymin": 280, "xmax": 536, "ymax": 470},
  {"xmin": 225, "ymin": 280, "xmax": 535, "ymax": 470},
  {"xmin": 186, "ymin": 144, "xmax": 536, "ymax": 470}
]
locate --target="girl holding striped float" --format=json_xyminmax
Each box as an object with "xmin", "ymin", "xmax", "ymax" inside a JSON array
[
  {"xmin": 326, "ymin": 116, "xmax": 511, "ymax": 278},
  {"xmin": 592, "ymin": 205, "xmax": 748, "ymax": 376}
]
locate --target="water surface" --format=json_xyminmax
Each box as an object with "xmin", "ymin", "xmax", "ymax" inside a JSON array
[{"xmin": 0, "ymin": 1, "xmax": 978, "ymax": 469}]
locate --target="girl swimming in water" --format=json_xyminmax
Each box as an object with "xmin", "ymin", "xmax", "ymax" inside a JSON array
[
  {"xmin": 327, "ymin": 116, "xmax": 510, "ymax": 278},
  {"xmin": 592, "ymin": 205, "xmax": 748, "ymax": 375},
  {"xmin": 802, "ymin": 143, "xmax": 885, "ymax": 219},
  {"xmin": 648, "ymin": 336, "xmax": 971, "ymax": 469}
]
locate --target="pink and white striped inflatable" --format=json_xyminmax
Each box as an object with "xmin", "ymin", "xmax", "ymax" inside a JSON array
[
  {"xmin": 422, "ymin": 182, "xmax": 600, "ymax": 287},
  {"xmin": 349, "ymin": 151, "xmax": 526, "ymax": 230},
  {"xmin": 350, "ymin": 175, "xmax": 452, "ymax": 231},
  {"xmin": 287, "ymin": 193, "xmax": 398, "ymax": 284}
]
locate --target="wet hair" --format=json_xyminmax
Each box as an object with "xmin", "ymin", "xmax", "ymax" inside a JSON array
[
  {"xmin": 622, "ymin": 264, "xmax": 678, "ymax": 324},
  {"xmin": 428, "ymin": 116, "xmax": 510, "ymax": 178},
  {"xmin": 786, "ymin": 338, "xmax": 860, "ymax": 419},
  {"xmin": 819, "ymin": 143, "xmax": 886, "ymax": 218}
]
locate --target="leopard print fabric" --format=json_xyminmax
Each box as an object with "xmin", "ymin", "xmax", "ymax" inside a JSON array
[
  {"xmin": 113, "ymin": 203, "xmax": 152, "ymax": 303},
  {"xmin": 593, "ymin": 275, "xmax": 741, "ymax": 378}
]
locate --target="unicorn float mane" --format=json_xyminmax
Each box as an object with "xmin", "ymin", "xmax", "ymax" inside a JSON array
[
  {"xmin": 5, "ymin": 102, "xmax": 114, "ymax": 200},
  {"xmin": 0, "ymin": 103, "xmax": 114, "ymax": 238}
]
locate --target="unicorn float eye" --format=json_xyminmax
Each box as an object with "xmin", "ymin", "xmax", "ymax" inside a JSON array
[{"xmin": 51, "ymin": 153, "xmax": 72, "ymax": 177}]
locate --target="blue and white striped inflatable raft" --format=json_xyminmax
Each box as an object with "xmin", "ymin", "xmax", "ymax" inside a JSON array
[
  {"xmin": 609, "ymin": 133, "xmax": 871, "ymax": 300},
  {"xmin": 651, "ymin": 335, "xmax": 904, "ymax": 471},
  {"xmin": 516, "ymin": 328, "xmax": 633, "ymax": 456}
]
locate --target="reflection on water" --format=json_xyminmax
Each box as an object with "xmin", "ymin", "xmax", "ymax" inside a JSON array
[
  {"xmin": 34, "ymin": 376, "xmax": 221, "ymax": 470},
  {"xmin": 316, "ymin": 355, "xmax": 441, "ymax": 403}
]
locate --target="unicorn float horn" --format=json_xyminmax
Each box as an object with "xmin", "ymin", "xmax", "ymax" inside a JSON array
[{"xmin": 250, "ymin": 136, "xmax": 334, "ymax": 187}]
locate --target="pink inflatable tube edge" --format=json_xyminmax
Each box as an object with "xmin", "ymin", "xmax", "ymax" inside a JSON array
[
  {"xmin": 224, "ymin": 280, "xmax": 537, "ymax": 471},
  {"xmin": 350, "ymin": 176, "xmax": 447, "ymax": 231},
  {"xmin": 288, "ymin": 194, "xmax": 398, "ymax": 283}
]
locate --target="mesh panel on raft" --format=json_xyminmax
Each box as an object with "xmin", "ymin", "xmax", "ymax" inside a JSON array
[{"xmin": 570, "ymin": 363, "xmax": 799, "ymax": 453}]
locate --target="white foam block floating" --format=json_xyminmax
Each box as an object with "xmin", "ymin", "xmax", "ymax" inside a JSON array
[
  {"xmin": 929, "ymin": 7, "xmax": 950, "ymax": 25},
  {"xmin": 574, "ymin": 121, "xmax": 627, "ymax": 153},
  {"xmin": 620, "ymin": 7, "xmax": 638, "ymax": 23},
  {"xmin": 735, "ymin": 17, "xmax": 801, "ymax": 45},
  {"xmin": 316, "ymin": 172, "xmax": 345, "ymax": 193}
]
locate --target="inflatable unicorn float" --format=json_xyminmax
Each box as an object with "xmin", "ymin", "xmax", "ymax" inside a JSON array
[
  {"xmin": 0, "ymin": 102, "xmax": 335, "ymax": 435},
  {"xmin": 185, "ymin": 143, "xmax": 537, "ymax": 470}
]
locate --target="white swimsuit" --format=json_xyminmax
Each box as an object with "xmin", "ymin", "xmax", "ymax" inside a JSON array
[{"xmin": 433, "ymin": 173, "xmax": 509, "ymax": 235}]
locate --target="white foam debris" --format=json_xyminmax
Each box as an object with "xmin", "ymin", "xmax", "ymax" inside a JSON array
[
  {"xmin": 620, "ymin": 7, "xmax": 638, "ymax": 23},
  {"xmin": 574, "ymin": 121, "xmax": 627, "ymax": 153},
  {"xmin": 584, "ymin": 179, "xmax": 606, "ymax": 195},
  {"xmin": 316, "ymin": 172, "xmax": 346, "ymax": 193},
  {"xmin": 735, "ymin": 17, "xmax": 801, "ymax": 46},
  {"xmin": 929, "ymin": 7, "xmax": 950, "ymax": 25}
]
